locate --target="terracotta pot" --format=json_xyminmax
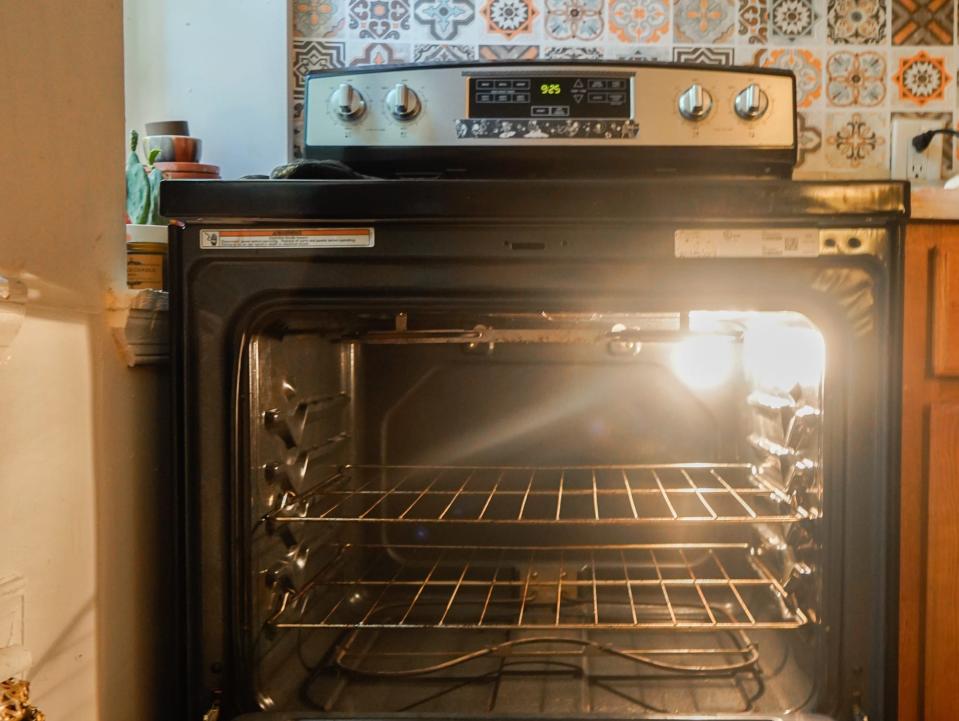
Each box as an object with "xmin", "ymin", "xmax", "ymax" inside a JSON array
[
  {"xmin": 160, "ymin": 170, "xmax": 221, "ymax": 179},
  {"xmin": 154, "ymin": 161, "xmax": 219, "ymax": 174}
]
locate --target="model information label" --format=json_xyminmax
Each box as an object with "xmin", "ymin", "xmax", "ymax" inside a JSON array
[
  {"xmin": 200, "ymin": 228, "xmax": 374, "ymax": 249},
  {"xmin": 674, "ymin": 229, "xmax": 819, "ymax": 258}
]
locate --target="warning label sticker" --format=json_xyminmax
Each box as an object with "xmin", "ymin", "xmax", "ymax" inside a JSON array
[
  {"xmin": 200, "ymin": 228, "xmax": 374, "ymax": 250},
  {"xmin": 674, "ymin": 228, "xmax": 819, "ymax": 258}
]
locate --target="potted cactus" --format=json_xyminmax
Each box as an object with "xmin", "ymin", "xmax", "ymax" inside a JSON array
[
  {"xmin": 125, "ymin": 130, "xmax": 168, "ymax": 289},
  {"xmin": 126, "ymin": 129, "xmax": 164, "ymax": 225}
]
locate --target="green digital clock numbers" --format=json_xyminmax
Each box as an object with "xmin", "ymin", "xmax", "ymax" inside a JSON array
[{"xmin": 468, "ymin": 76, "xmax": 630, "ymax": 120}]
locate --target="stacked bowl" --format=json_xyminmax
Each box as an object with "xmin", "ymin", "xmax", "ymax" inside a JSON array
[{"xmin": 142, "ymin": 121, "xmax": 221, "ymax": 179}]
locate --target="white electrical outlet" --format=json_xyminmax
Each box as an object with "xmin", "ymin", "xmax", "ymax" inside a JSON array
[
  {"xmin": 0, "ymin": 575, "xmax": 30, "ymax": 679},
  {"xmin": 0, "ymin": 575, "xmax": 24, "ymax": 648},
  {"xmin": 891, "ymin": 118, "xmax": 944, "ymax": 182}
]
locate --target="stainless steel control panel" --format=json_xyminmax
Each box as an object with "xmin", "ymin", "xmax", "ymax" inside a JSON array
[{"xmin": 304, "ymin": 63, "xmax": 796, "ymax": 149}]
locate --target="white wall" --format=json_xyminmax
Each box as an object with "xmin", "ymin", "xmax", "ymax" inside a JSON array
[
  {"xmin": 0, "ymin": 312, "xmax": 98, "ymax": 719},
  {"xmin": 0, "ymin": 2, "xmax": 126, "ymax": 719},
  {"xmin": 1, "ymin": 3, "xmax": 169, "ymax": 720},
  {"xmin": 124, "ymin": 0, "xmax": 291, "ymax": 179},
  {"xmin": 0, "ymin": 4, "xmax": 289, "ymax": 718},
  {"xmin": 94, "ymin": 341, "xmax": 168, "ymax": 721}
]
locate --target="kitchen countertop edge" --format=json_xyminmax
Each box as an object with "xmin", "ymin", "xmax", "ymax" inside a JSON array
[{"xmin": 911, "ymin": 186, "xmax": 959, "ymax": 220}]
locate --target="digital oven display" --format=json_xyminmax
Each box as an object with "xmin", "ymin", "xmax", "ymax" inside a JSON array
[{"xmin": 467, "ymin": 76, "xmax": 631, "ymax": 119}]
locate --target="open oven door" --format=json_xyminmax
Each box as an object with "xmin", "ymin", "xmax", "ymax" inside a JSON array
[{"xmin": 167, "ymin": 179, "xmax": 904, "ymax": 721}]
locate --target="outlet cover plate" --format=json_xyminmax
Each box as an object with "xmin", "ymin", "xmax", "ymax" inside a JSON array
[
  {"xmin": 0, "ymin": 575, "xmax": 24, "ymax": 648},
  {"xmin": 891, "ymin": 118, "xmax": 944, "ymax": 182}
]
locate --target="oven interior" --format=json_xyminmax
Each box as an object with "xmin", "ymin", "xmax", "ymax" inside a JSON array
[{"xmin": 245, "ymin": 307, "xmax": 827, "ymax": 717}]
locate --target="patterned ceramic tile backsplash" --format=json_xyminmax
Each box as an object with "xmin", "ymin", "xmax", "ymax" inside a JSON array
[{"xmin": 291, "ymin": 0, "xmax": 959, "ymax": 178}]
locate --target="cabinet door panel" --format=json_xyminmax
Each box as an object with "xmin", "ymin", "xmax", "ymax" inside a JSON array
[
  {"xmin": 901, "ymin": 225, "xmax": 959, "ymax": 721},
  {"xmin": 924, "ymin": 402, "xmax": 959, "ymax": 720},
  {"xmin": 933, "ymin": 247, "xmax": 959, "ymax": 376}
]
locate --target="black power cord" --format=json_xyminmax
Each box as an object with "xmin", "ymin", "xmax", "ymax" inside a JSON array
[{"xmin": 912, "ymin": 128, "xmax": 959, "ymax": 152}]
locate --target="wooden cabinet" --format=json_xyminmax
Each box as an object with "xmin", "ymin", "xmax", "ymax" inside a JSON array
[{"xmin": 899, "ymin": 223, "xmax": 959, "ymax": 721}]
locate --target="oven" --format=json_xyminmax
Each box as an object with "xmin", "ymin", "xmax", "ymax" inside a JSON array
[{"xmin": 163, "ymin": 62, "xmax": 907, "ymax": 721}]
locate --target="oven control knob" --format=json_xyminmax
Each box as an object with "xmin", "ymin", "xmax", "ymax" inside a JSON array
[
  {"xmin": 678, "ymin": 83, "xmax": 713, "ymax": 121},
  {"xmin": 331, "ymin": 82, "xmax": 366, "ymax": 121},
  {"xmin": 385, "ymin": 83, "xmax": 421, "ymax": 121},
  {"xmin": 734, "ymin": 83, "xmax": 769, "ymax": 120}
]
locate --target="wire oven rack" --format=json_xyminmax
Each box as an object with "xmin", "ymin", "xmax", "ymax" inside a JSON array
[
  {"xmin": 272, "ymin": 463, "xmax": 809, "ymax": 525},
  {"xmin": 267, "ymin": 544, "xmax": 807, "ymax": 631}
]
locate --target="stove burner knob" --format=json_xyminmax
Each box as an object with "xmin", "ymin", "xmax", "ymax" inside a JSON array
[
  {"xmin": 734, "ymin": 83, "xmax": 769, "ymax": 120},
  {"xmin": 385, "ymin": 83, "xmax": 421, "ymax": 121},
  {"xmin": 678, "ymin": 83, "xmax": 713, "ymax": 121},
  {"xmin": 331, "ymin": 82, "xmax": 366, "ymax": 122}
]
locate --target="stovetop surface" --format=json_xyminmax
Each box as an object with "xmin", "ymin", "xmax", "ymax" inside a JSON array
[{"xmin": 160, "ymin": 177, "xmax": 909, "ymax": 222}]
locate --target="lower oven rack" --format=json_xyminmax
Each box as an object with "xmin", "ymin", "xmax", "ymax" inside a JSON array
[
  {"xmin": 269, "ymin": 463, "xmax": 810, "ymax": 525},
  {"xmin": 266, "ymin": 544, "xmax": 808, "ymax": 632}
]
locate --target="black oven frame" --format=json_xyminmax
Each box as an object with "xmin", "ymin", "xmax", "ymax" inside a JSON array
[{"xmin": 164, "ymin": 178, "xmax": 907, "ymax": 721}]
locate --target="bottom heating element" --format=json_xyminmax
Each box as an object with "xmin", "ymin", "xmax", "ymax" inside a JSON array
[{"xmin": 299, "ymin": 627, "xmax": 815, "ymax": 714}]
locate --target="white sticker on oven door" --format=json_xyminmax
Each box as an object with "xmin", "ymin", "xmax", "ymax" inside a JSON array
[
  {"xmin": 200, "ymin": 228, "xmax": 374, "ymax": 249},
  {"xmin": 674, "ymin": 229, "xmax": 819, "ymax": 258}
]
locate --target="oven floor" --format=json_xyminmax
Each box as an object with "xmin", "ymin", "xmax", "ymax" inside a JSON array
[{"xmin": 301, "ymin": 628, "xmax": 815, "ymax": 715}]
